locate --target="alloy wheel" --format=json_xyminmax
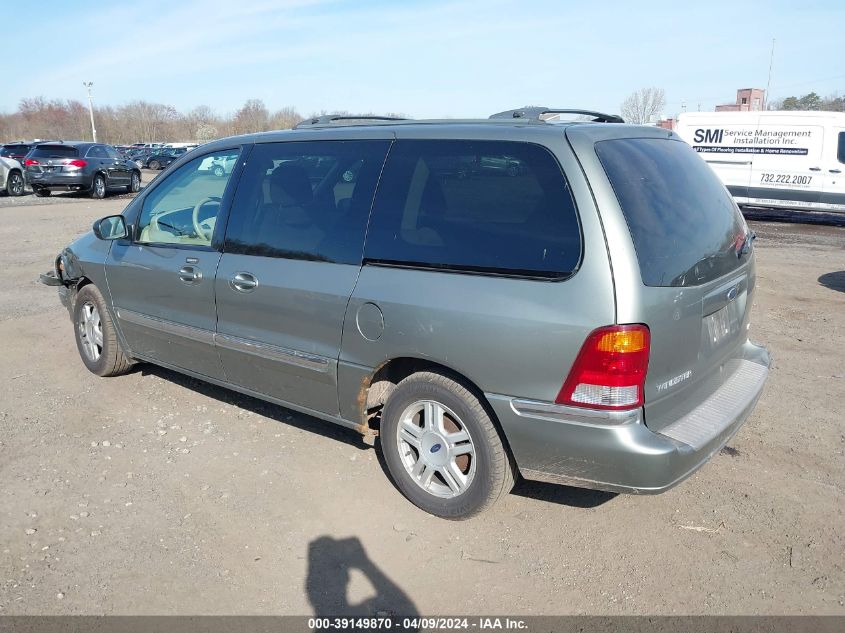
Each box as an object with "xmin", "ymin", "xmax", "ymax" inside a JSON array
[
  {"xmin": 78, "ymin": 301, "xmax": 103, "ymax": 361},
  {"xmin": 8, "ymin": 172, "xmax": 24, "ymax": 195},
  {"xmin": 395, "ymin": 399, "xmax": 476, "ymax": 499}
]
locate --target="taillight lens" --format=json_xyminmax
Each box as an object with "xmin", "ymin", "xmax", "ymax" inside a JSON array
[
  {"xmin": 556, "ymin": 324, "xmax": 650, "ymax": 410},
  {"xmin": 65, "ymin": 159, "xmax": 87, "ymax": 168},
  {"xmin": 25, "ymin": 159, "xmax": 39, "ymax": 166}
]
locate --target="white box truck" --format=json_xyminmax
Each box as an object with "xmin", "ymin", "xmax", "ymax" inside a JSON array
[{"xmin": 675, "ymin": 111, "xmax": 845, "ymax": 213}]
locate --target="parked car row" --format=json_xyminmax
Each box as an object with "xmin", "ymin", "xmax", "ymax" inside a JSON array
[
  {"xmin": 0, "ymin": 140, "xmax": 142, "ymax": 198},
  {"xmin": 1, "ymin": 138, "xmax": 216, "ymax": 197}
]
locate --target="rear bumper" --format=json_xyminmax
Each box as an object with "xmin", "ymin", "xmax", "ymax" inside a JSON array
[
  {"xmin": 487, "ymin": 341, "xmax": 770, "ymax": 494},
  {"xmin": 27, "ymin": 172, "xmax": 90, "ymax": 190}
]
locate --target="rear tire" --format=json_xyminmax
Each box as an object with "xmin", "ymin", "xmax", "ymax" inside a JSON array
[
  {"xmin": 90, "ymin": 174, "xmax": 106, "ymax": 199},
  {"xmin": 212, "ymin": 165, "xmax": 225, "ymax": 177},
  {"xmin": 149, "ymin": 160, "xmax": 160, "ymax": 170},
  {"xmin": 73, "ymin": 284, "xmax": 133, "ymax": 377},
  {"xmin": 33, "ymin": 187, "xmax": 50, "ymax": 197},
  {"xmin": 380, "ymin": 371, "xmax": 515, "ymax": 519},
  {"xmin": 6, "ymin": 170, "xmax": 24, "ymax": 196}
]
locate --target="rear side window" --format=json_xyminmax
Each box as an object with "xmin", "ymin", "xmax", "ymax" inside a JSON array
[
  {"xmin": 838, "ymin": 132, "xmax": 845, "ymax": 164},
  {"xmin": 365, "ymin": 140, "xmax": 581, "ymax": 278},
  {"xmin": 595, "ymin": 138, "xmax": 747, "ymax": 287},
  {"xmin": 30, "ymin": 145, "xmax": 78, "ymax": 158}
]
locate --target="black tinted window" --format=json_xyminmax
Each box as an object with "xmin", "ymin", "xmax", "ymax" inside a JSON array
[
  {"xmin": 224, "ymin": 140, "xmax": 390, "ymax": 264},
  {"xmin": 86, "ymin": 146, "xmax": 106, "ymax": 158},
  {"xmin": 30, "ymin": 145, "xmax": 78, "ymax": 158},
  {"xmin": 365, "ymin": 140, "xmax": 581, "ymax": 278},
  {"xmin": 595, "ymin": 138, "xmax": 747, "ymax": 287}
]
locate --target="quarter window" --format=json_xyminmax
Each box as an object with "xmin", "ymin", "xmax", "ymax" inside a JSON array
[
  {"xmin": 364, "ymin": 140, "xmax": 581, "ymax": 277},
  {"xmin": 137, "ymin": 149, "xmax": 240, "ymax": 247},
  {"xmin": 223, "ymin": 141, "xmax": 391, "ymax": 264},
  {"xmin": 86, "ymin": 145, "xmax": 107, "ymax": 159},
  {"xmin": 838, "ymin": 132, "xmax": 845, "ymax": 164}
]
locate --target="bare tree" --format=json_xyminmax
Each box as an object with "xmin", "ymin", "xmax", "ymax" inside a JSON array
[
  {"xmin": 233, "ymin": 99, "xmax": 270, "ymax": 134},
  {"xmin": 620, "ymin": 87, "xmax": 666, "ymax": 124},
  {"xmin": 270, "ymin": 106, "xmax": 304, "ymax": 130}
]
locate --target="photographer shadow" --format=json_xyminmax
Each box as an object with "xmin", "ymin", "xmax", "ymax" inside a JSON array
[{"xmin": 306, "ymin": 536, "xmax": 419, "ymax": 619}]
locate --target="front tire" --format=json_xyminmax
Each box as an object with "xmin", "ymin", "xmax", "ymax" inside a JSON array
[
  {"xmin": 73, "ymin": 285, "xmax": 133, "ymax": 377},
  {"xmin": 212, "ymin": 165, "xmax": 225, "ymax": 177},
  {"xmin": 149, "ymin": 160, "xmax": 160, "ymax": 170},
  {"xmin": 380, "ymin": 371, "xmax": 515, "ymax": 519},
  {"xmin": 90, "ymin": 174, "xmax": 106, "ymax": 199},
  {"xmin": 128, "ymin": 171, "xmax": 141, "ymax": 193},
  {"xmin": 6, "ymin": 171, "xmax": 24, "ymax": 196}
]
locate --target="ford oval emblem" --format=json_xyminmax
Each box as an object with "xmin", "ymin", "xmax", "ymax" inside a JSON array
[
  {"xmin": 726, "ymin": 286, "xmax": 739, "ymax": 301},
  {"xmin": 430, "ymin": 443, "xmax": 442, "ymax": 454}
]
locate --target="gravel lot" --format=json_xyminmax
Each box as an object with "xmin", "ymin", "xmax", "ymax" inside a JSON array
[{"xmin": 0, "ymin": 194, "xmax": 843, "ymax": 616}]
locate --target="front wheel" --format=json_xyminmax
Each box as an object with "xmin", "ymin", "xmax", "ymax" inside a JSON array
[
  {"xmin": 212, "ymin": 165, "xmax": 225, "ymax": 177},
  {"xmin": 128, "ymin": 171, "xmax": 141, "ymax": 193},
  {"xmin": 6, "ymin": 171, "xmax": 24, "ymax": 196},
  {"xmin": 90, "ymin": 174, "xmax": 106, "ymax": 199},
  {"xmin": 73, "ymin": 285, "xmax": 133, "ymax": 377},
  {"xmin": 380, "ymin": 371, "xmax": 515, "ymax": 519},
  {"xmin": 148, "ymin": 160, "xmax": 160, "ymax": 170}
]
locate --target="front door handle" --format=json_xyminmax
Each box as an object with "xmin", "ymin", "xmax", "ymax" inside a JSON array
[
  {"xmin": 809, "ymin": 167, "xmax": 822, "ymax": 172},
  {"xmin": 830, "ymin": 169, "xmax": 842, "ymax": 174},
  {"xmin": 178, "ymin": 265, "xmax": 202, "ymax": 284},
  {"xmin": 230, "ymin": 272, "xmax": 258, "ymax": 292}
]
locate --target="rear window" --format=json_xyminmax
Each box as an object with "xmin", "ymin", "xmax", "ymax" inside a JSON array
[
  {"xmin": 29, "ymin": 145, "xmax": 79, "ymax": 159},
  {"xmin": 365, "ymin": 140, "xmax": 581, "ymax": 278},
  {"xmin": 595, "ymin": 138, "xmax": 747, "ymax": 287}
]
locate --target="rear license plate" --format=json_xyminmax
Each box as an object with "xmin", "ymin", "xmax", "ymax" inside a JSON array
[{"xmin": 704, "ymin": 304, "xmax": 738, "ymax": 346}]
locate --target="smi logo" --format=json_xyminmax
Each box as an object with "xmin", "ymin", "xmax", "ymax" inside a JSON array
[{"xmin": 693, "ymin": 128, "xmax": 724, "ymax": 143}]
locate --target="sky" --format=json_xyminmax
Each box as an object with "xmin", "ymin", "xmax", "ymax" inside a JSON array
[{"xmin": 5, "ymin": 0, "xmax": 844, "ymax": 119}]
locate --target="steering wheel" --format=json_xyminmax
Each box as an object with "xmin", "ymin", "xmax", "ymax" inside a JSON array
[{"xmin": 192, "ymin": 196, "xmax": 221, "ymax": 241}]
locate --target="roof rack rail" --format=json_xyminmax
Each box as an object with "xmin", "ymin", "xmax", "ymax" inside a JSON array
[
  {"xmin": 295, "ymin": 114, "xmax": 410, "ymax": 129},
  {"xmin": 489, "ymin": 107, "xmax": 624, "ymax": 124}
]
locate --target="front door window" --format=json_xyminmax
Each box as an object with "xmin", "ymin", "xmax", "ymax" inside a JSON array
[{"xmin": 137, "ymin": 150, "xmax": 240, "ymax": 246}]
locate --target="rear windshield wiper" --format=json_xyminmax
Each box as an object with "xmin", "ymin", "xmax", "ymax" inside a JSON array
[{"xmin": 738, "ymin": 231, "xmax": 756, "ymax": 258}]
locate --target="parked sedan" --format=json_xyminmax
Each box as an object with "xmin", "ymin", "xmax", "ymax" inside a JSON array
[{"xmin": 25, "ymin": 142, "xmax": 142, "ymax": 199}]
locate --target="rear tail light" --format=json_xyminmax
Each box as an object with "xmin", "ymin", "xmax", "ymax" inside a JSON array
[
  {"xmin": 65, "ymin": 159, "xmax": 87, "ymax": 168},
  {"xmin": 25, "ymin": 159, "xmax": 39, "ymax": 166},
  {"xmin": 556, "ymin": 324, "xmax": 650, "ymax": 410}
]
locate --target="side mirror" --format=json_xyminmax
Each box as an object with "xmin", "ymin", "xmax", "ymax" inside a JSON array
[{"xmin": 93, "ymin": 215, "xmax": 128, "ymax": 240}]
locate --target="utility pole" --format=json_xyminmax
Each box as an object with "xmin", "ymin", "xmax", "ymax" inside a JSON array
[
  {"xmin": 765, "ymin": 39, "xmax": 775, "ymax": 110},
  {"xmin": 83, "ymin": 81, "xmax": 97, "ymax": 142}
]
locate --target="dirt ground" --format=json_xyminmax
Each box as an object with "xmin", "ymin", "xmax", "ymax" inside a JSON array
[{"xmin": 0, "ymin": 190, "xmax": 843, "ymax": 616}]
